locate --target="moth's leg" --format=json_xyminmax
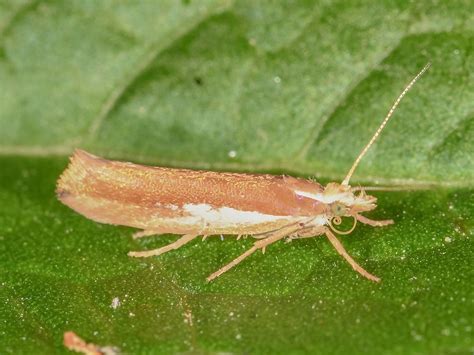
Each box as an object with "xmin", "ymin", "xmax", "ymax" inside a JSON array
[
  {"xmin": 206, "ymin": 225, "xmax": 300, "ymax": 282},
  {"xmin": 132, "ymin": 229, "xmax": 164, "ymax": 239},
  {"xmin": 128, "ymin": 234, "xmax": 198, "ymax": 258},
  {"xmin": 206, "ymin": 245, "xmax": 259, "ymax": 282},
  {"xmin": 288, "ymin": 226, "xmax": 326, "ymax": 239},
  {"xmin": 356, "ymin": 214, "xmax": 394, "ymax": 227},
  {"xmin": 324, "ymin": 229, "xmax": 380, "ymax": 282}
]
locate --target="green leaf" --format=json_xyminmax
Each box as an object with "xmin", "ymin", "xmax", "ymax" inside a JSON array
[{"xmin": 0, "ymin": 1, "xmax": 472, "ymax": 354}]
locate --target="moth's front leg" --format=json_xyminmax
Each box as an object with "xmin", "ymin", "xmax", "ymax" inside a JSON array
[
  {"xmin": 324, "ymin": 228, "xmax": 380, "ymax": 282},
  {"xmin": 356, "ymin": 214, "xmax": 394, "ymax": 227}
]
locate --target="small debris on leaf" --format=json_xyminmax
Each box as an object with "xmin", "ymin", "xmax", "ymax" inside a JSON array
[{"xmin": 63, "ymin": 331, "xmax": 119, "ymax": 355}]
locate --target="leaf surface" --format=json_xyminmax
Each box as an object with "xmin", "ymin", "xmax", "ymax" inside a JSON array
[{"xmin": 0, "ymin": 1, "xmax": 473, "ymax": 354}]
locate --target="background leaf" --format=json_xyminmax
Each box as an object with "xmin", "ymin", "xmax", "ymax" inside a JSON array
[{"xmin": 0, "ymin": 1, "xmax": 472, "ymax": 354}]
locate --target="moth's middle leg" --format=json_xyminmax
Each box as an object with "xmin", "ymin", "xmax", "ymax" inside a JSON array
[{"xmin": 206, "ymin": 224, "xmax": 303, "ymax": 282}]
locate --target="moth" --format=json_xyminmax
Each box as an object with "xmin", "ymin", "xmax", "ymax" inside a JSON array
[{"xmin": 56, "ymin": 63, "xmax": 430, "ymax": 283}]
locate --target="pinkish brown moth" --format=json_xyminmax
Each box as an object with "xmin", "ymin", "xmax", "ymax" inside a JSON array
[{"xmin": 57, "ymin": 63, "xmax": 430, "ymax": 282}]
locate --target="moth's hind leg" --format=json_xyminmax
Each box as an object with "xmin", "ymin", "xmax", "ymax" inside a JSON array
[
  {"xmin": 325, "ymin": 229, "xmax": 380, "ymax": 282},
  {"xmin": 206, "ymin": 224, "xmax": 302, "ymax": 282},
  {"xmin": 128, "ymin": 234, "xmax": 198, "ymax": 258},
  {"xmin": 356, "ymin": 214, "xmax": 393, "ymax": 227},
  {"xmin": 132, "ymin": 229, "xmax": 164, "ymax": 239}
]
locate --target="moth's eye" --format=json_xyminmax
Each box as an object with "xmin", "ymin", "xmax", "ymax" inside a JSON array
[{"xmin": 332, "ymin": 203, "xmax": 346, "ymax": 216}]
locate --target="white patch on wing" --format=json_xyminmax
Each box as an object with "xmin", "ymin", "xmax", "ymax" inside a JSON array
[
  {"xmin": 181, "ymin": 203, "xmax": 290, "ymax": 227},
  {"xmin": 295, "ymin": 190, "xmax": 356, "ymax": 205},
  {"xmin": 294, "ymin": 190, "xmax": 324, "ymax": 201}
]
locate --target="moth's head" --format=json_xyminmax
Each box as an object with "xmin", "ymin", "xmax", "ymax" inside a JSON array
[
  {"xmin": 323, "ymin": 182, "xmax": 377, "ymax": 218},
  {"xmin": 317, "ymin": 64, "xmax": 430, "ymax": 237}
]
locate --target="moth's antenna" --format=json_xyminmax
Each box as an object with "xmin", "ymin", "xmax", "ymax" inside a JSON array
[{"xmin": 341, "ymin": 62, "xmax": 431, "ymax": 186}]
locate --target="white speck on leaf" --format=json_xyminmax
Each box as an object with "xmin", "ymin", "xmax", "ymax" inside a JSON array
[
  {"xmin": 441, "ymin": 328, "xmax": 451, "ymax": 336},
  {"xmin": 411, "ymin": 330, "xmax": 423, "ymax": 341},
  {"xmin": 111, "ymin": 297, "xmax": 121, "ymax": 310}
]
